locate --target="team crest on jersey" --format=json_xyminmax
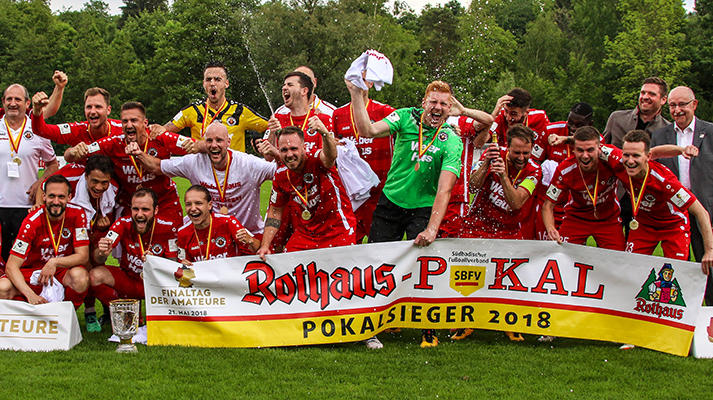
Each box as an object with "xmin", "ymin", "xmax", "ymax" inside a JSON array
[
  {"xmin": 148, "ymin": 148, "xmax": 158, "ymax": 157},
  {"xmin": 61, "ymin": 228, "xmax": 71, "ymax": 239},
  {"xmin": 23, "ymin": 131, "xmax": 33, "ymax": 140},
  {"xmin": 151, "ymin": 243, "xmax": 163, "ymax": 254},
  {"xmin": 174, "ymin": 266, "xmax": 195, "ymax": 288},
  {"xmin": 438, "ymin": 131, "xmax": 448, "ymax": 142},
  {"xmin": 307, "ymin": 128, "xmax": 317, "ymax": 136},
  {"xmin": 226, "ymin": 116, "xmax": 236, "ymax": 126},
  {"xmin": 214, "ymin": 236, "xmax": 227, "ymax": 248},
  {"xmin": 12, "ymin": 239, "xmax": 29, "ymax": 256},
  {"xmin": 304, "ymin": 173, "xmax": 314, "ymax": 184},
  {"xmin": 634, "ymin": 263, "xmax": 686, "ymax": 321}
]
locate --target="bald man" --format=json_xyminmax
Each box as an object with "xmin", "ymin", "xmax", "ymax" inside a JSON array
[
  {"xmin": 140, "ymin": 122, "xmax": 276, "ymax": 235},
  {"xmin": 652, "ymin": 86, "xmax": 713, "ymax": 304}
]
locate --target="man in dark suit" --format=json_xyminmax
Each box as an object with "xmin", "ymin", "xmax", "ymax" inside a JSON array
[{"xmin": 651, "ymin": 86, "xmax": 713, "ymax": 303}]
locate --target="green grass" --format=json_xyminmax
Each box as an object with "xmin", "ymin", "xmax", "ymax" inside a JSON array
[{"xmin": 8, "ymin": 177, "xmax": 702, "ymax": 399}]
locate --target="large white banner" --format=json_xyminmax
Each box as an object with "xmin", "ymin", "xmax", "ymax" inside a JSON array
[
  {"xmin": 144, "ymin": 239, "xmax": 706, "ymax": 356},
  {"xmin": 0, "ymin": 300, "xmax": 82, "ymax": 351}
]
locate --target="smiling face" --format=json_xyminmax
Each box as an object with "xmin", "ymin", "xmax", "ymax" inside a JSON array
[
  {"xmin": 121, "ymin": 108, "xmax": 148, "ymax": 145},
  {"xmin": 2, "ymin": 85, "xmax": 29, "ymax": 120},
  {"xmin": 573, "ymin": 139, "xmax": 600, "ymax": 173},
  {"xmin": 503, "ymin": 104, "xmax": 527, "ymax": 125},
  {"xmin": 131, "ymin": 194, "xmax": 156, "ymax": 234},
  {"xmin": 668, "ymin": 87, "xmax": 698, "ymax": 130},
  {"xmin": 421, "ymin": 91, "xmax": 452, "ymax": 128},
  {"xmin": 44, "ymin": 182, "xmax": 71, "ymax": 219},
  {"xmin": 85, "ymin": 169, "xmax": 112, "ymax": 200},
  {"xmin": 185, "ymin": 189, "xmax": 212, "ymax": 228},
  {"xmin": 282, "ymin": 75, "xmax": 308, "ymax": 110},
  {"xmin": 84, "ymin": 94, "xmax": 111, "ymax": 131},
  {"xmin": 507, "ymin": 137, "xmax": 532, "ymax": 171},
  {"xmin": 621, "ymin": 140, "xmax": 650, "ymax": 179},
  {"xmin": 278, "ymin": 132, "xmax": 306, "ymax": 171},
  {"xmin": 203, "ymin": 67, "xmax": 229, "ymax": 106},
  {"xmin": 204, "ymin": 123, "xmax": 230, "ymax": 168},
  {"xmin": 638, "ymin": 83, "xmax": 666, "ymax": 116}
]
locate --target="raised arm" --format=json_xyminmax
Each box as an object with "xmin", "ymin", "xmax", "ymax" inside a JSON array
[
  {"xmin": 345, "ymin": 80, "xmax": 391, "ymax": 138},
  {"xmin": 43, "ymin": 70, "xmax": 68, "ymax": 118},
  {"xmin": 309, "ymin": 116, "xmax": 337, "ymax": 168}
]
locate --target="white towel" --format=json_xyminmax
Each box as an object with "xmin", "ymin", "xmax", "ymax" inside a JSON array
[
  {"xmin": 336, "ymin": 139, "xmax": 380, "ymax": 210},
  {"xmin": 72, "ymin": 173, "xmax": 117, "ymax": 227},
  {"xmin": 344, "ymin": 50, "xmax": 393, "ymax": 91},
  {"xmin": 29, "ymin": 270, "xmax": 65, "ymax": 303},
  {"xmin": 541, "ymin": 159, "xmax": 559, "ymax": 187}
]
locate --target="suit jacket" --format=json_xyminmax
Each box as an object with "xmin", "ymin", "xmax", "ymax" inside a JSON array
[
  {"xmin": 604, "ymin": 108, "xmax": 670, "ymax": 148},
  {"xmin": 651, "ymin": 117, "xmax": 713, "ymax": 217}
]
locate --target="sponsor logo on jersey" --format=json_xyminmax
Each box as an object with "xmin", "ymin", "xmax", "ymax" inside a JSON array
[
  {"xmin": 168, "ymin": 239, "xmax": 178, "ymax": 253},
  {"xmin": 106, "ymin": 230, "xmax": 119, "ymax": 244},
  {"xmin": 12, "ymin": 239, "xmax": 29, "ymax": 256},
  {"xmin": 76, "ymin": 227, "xmax": 89, "ymax": 241},
  {"xmin": 88, "ymin": 142, "xmax": 100, "ymax": 153},
  {"xmin": 546, "ymin": 185, "xmax": 562, "ymax": 201},
  {"xmin": 671, "ymin": 188, "xmax": 691, "ymax": 208},
  {"xmin": 59, "ymin": 123, "xmax": 71, "ymax": 135},
  {"xmin": 385, "ymin": 112, "xmax": 399, "ymax": 123}
]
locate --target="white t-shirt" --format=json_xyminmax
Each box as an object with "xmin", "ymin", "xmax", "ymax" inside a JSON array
[
  {"xmin": 0, "ymin": 116, "xmax": 56, "ymax": 207},
  {"xmin": 161, "ymin": 149, "xmax": 276, "ymax": 233},
  {"xmin": 275, "ymin": 94, "xmax": 336, "ymax": 117}
]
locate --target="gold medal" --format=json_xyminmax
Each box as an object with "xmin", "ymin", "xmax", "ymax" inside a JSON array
[
  {"xmin": 414, "ymin": 162, "xmax": 420, "ymax": 172},
  {"xmin": 13, "ymin": 157, "xmax": 21, "ymax": 165},
  {"xmin": 301, "ymin": 209, "xmax": 312, "ymax": 220},
  {"xmin": 629, "ymin": 219, "xmax": 639, "ymax": 230},
  {"xmin": 219, "ymin": 206, "xmax": 229, "ymax": 215}
]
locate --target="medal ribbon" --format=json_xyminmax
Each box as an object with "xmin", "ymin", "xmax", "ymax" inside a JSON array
[
  {"xmin": 90, "ymin": 197, "xmax": 101, "ymax": 228},
  {"xmin": 137, "ymin": 218, "xmax": 156, "ymax": 256},
  {"xmin": 504, "ymin": 151, "xmax": 524, "ymax": 184},
  {"xmin": 578, "ymin": 166, "xmax": 599, "ymax": 209},
  {"xmin": 211, "ymin": 151, "xmax": 232, "ymax": 202},
  {"xmin": 348, "ymin": 100, "xmax": 370, "ymax": 141},
  {"xmin": 5, "ymin": 116, "xmax": 27, "ymax": 156},
  {"xmin": 628, "ymin": 166, "xmax": 651, "ymax": 220},
  {"xmin": 200, "ymin": 100, "xmax": 228, "ymax": 137},
  {"xmin": 128, "ymin": 137, "xmax": 150, "ymax": 180},
  {"xmin": 193, "ymin": 215, "xmax": 213, "ymax": 259},
  {"xmin": 417, "ymin": 111, "xmax": 443, "ymax": 162},
  {"xmin": 45, "ymin": 211, "xmax": 66, "ymax": 256},
  {"xmin": 289, "ymin": 106, "xmax": 313, "ymax": 132},
  {"xmin": 286, "ymin": 170, "xmax": 310, "ymax": 209}
]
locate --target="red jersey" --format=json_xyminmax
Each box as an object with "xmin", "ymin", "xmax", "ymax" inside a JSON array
[
  {"xmin": 332, "ymin": 100, "xmax": 395, "ymax": 184},
  {"xmin": 545, "ymin": 150, "xmax": 620, "ymax": 223},
  {"xmin": 602, "ymin": 147, "xmax": 696, "ymax": 229},
  {"xmin": 30, "ymin": 113, "xmax": 122, "ymax": 146},
  {"xmin": 532, "ymin": 121, "xmax": 572, "ymax": 163},
  {"xmin": 275, "ymin": 110, "xmax": 332, "ymax": 154},
  {"xmin": 463, "ymin": 148, "xmax": 542, "ymax": 235},
  {"xmin": 177, "ymin": 214, "xmax": 251, "ymax": 262},
  {"xmin": 491, "ymin": 109, "xmax": 549, "ymax": 148},
  {"xmin": 271, "ymin": 151, "xmax": 355, "ymax": 240},
  {"xmin": 104, "ymin": 216, "xmax": 178, "ymax": 276},
  {"xmin": 87, "ymin": 132, "xmax": 188, "ymax": 208},
  {"xmin": 447, "ymin": 115, "xmax": 482, "ymax": 204},
  {"xmin": 10, "ymin": 205, "xmax": 89, "ymax": 269}
]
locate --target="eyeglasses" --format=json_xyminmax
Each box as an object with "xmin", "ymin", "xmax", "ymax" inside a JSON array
[{"xmin": 669, "ymin": 100, "xmax": 694, "ymax": 109}]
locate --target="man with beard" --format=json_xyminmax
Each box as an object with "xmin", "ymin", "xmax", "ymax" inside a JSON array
[
  {"xmin": 605, "ymin": 77, "xmax": 670, "ymax": 147},
  {"xmin": 164, "ymin": 61, "xmax": 268, "ymax": 152},
  {"xmin": 267, "ymin": 71, "xmax": 333, "ymax": 154},
  {"xmin": 490, "ymin": 88, "xmax": 549, "ymax": 148},
  {"xmin": 346, "ymin": 79, "xmax": 463, "ymax": 348},
  {"xmin": 602, "ymin": 130, "xmax": 713, "ymax": 270},
  {"xmin": 257, "ymin": 124, "xmax": 355, "ymax": 256},
  {"xmin": 0, "ymin": 84, "xmax": 59, "ymax": 262},
  {"xmin": 139, "ymin": 122, "xmax": 275, "ymax": 236},
  {"xmin": 90, "ymin": 189, "xmax": 178, "ymax": 303},
  {"xmin": 178, "ymin": 185, "xmax": 259, "ymax": 263},
  {"xmin": 0, "ymin": 175, "xmax": 89, "ymax": 306},
  {"xmin": 31, "ymin": 87, "xmax": 122, "ymax": 147},
  {"xmin": 64, "ymin": 102, "xmax": 197, "ymax": 226},
  {"xmin": 275, "ymin": 66, "xmax": 337, "ymax": 117}
]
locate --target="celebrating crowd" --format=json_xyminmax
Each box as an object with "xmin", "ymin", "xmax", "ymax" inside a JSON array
[{"xmin": 0, "ymin": 61, "xmax": 711, "ymax": 349}]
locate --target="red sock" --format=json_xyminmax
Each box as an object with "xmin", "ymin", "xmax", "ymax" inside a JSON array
[
  {"xmin": 92, "ymin": 284, "xmax": 118, "ymax": 304},
  {"xmin": 65, "ymin": 287, "xmax": 88, "ymax": 309}
]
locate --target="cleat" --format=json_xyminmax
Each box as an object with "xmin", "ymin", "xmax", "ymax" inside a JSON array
[
  {"xmin": 450, "ymin": 328, "xmax": 474, "ymax": 340},
  {"xmin": 506, "ymin": 331, "xmax": 525, "ymax": 342},
  {"xmin": 98, "ymin": 313, "xmax": 111, "ymax": 327},
  {"xmin": 537, "ymin": 335, "xmax": 555, "ymax": 343},
  {"xmin": 365, "ymin": 336, "xmax": 383, "ymax": 350},
  {"xmin": 619, "ymin": 344, "xmax": 635, "ymax": 350},
  {"xmin": 85, "ymin": 313, "xmax": 101, "ymax": 333},
  {"xmin": 384, "ymin": 328, "xmax": 401, "ymax": 333},
  {"xmin": 420, "ymin": 329, "xmax": 438, "ymax": 348}
]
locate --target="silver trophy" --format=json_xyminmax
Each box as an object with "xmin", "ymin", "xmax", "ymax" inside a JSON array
[{"xmin": 109, "ymin": 299, "xmax": 140, "ymax": 353}]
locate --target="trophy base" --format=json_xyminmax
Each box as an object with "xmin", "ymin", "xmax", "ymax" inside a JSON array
[{"xmin": 116, "ymin": 343, "xmax": 138, "ymax": 353}]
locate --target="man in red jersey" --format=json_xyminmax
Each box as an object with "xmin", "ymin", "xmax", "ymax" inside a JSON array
[
  {"xmin": 0, "ymin": 175, "xmax": 89, "ymax": 306},
  {"xmin": 490, "ymin": 88, "xmax": 549, "ymax": 148},
  {"xmin": 332, "ymin": 78, "xmax": 396, "ymax": 242},
  {"xmin": 64, "ymin": 102, "xmax": 198, "ymax": 225},
  {"xmin": 603, "ymin": 130, "xmax": 713, "ymax": 269},
  {"xmin": 257, "ymin": 125, "xmax": 355, "ymax": 257},
  {"xmin": 31, "ymin": 87, "xmax": 122, "ymax": 147},
  {"xmin": 178, "ymin": 185, "xmax": 259, "ymax": 263},
  {"xmin": 267, "ymin": 71, "xmax": 332, "ymax": 154},
  {"xmin": 90, "ymin": 189, "xmax": 178, "ymax": 303},
  {"xmin": 460, "ymin": 124, "xmax": 542, "ymax": 239}
]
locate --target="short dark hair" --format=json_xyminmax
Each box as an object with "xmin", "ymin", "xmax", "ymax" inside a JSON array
[
  {"xmin": 121, "ymin": 101, "xmax": 146, "ymax": 116},
  {"xmin": 623, "ymin": 129, "xmax": 651, "ymax": 152},
  {"xmin": 507, "ymin": 124, "xmax": 534, "ymax": 146},
  {"xmin": 84, "ymin": 87, "xmax": 111, "ymax": 106},
  {"xmin": 85, "ymin": 154, "xmax": 114, "ymax": 178},
  {"xmin": 507, "ymin": 88, "xmax": 532, "ymax": 108},
  {"xmin": 573, "ymin": 126, "xmax": 601, "ymax": 142},
  {"xmin": 642, "ymin": 77, "xmax": 668, "ymax": 98},
  {"xmin": 133, "ymin": 188, "xmax": 157, "ymax": 208},
  {"xmin": 204, "ymin": 60, "xmax": 228, "ymax": 77},
  {"xmin": 570, "ymin": 102, "xmax": 593, "ymax": 118},
  {"xmin": 186, "ymin": 185, "xmax": 212, "ymax": 203},
  {"xmin": 275, "ymin": 126, "xmax": 305, "ymax": 143},
  {"xmin": 284, "ymin": 71, "xmax": 314, "ymax": 99},
  {"xmin": 44, "ymin": 174, "xmax": 72, "ymax": 195}
]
